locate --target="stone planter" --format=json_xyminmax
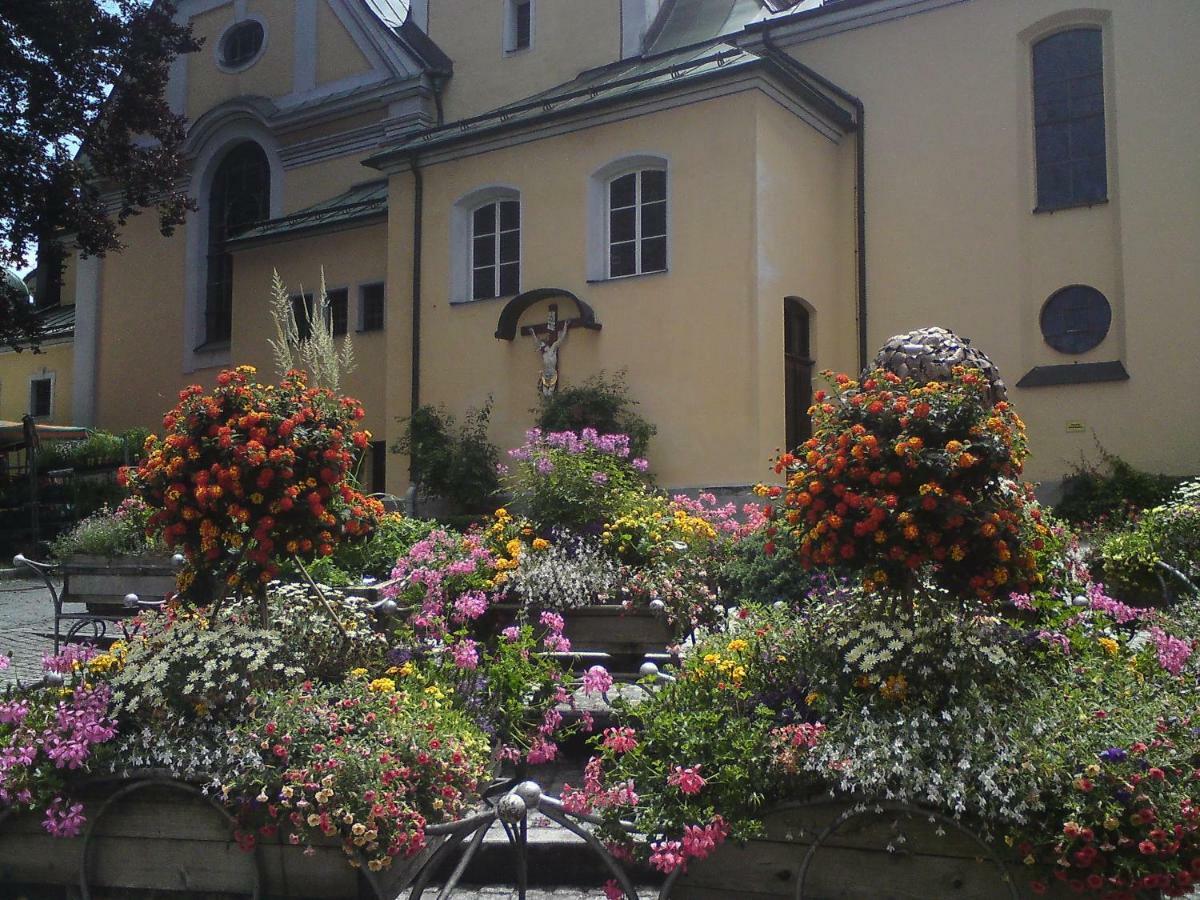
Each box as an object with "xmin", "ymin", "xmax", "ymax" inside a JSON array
[
  {"xmin": 63, "ymin": 553, "xmax": 179, "ymax": 611},
  {"xmin": 0, "ymin": 776, "xmax": 440, "ymax": 899},
  {"xmin": 670, "ymin": 799, "xmax": 1071, "ymax": 900}
]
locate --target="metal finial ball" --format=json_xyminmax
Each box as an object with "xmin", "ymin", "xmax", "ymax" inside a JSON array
[
  {"xmin": 648, "ymin": 598, "xmax": 666, "ymax": 614},
  {"xmin": 639, "ymin": 661, "xmax": 660, "ymax": 679},
  {"xmin": 773, "ymin": 600, "xmax": 787, "ymax": 610},
  {"xmin": 377, "ymin": 599, "xmax": 398, "ymax": 617},
  {"xmin": 12, "ymin": 554, "xmax": 24, "ymax": 567},
  {"xmin": 496, "ymin": 792, "xmax": 528, "ymax": 824},
  {"xmin": 43, "ymin": 671, "xmax": 65, "ymax": 688},
  {"xmin": 514, "ymin": 781, "xmax": 543, "ymax": 809},
  {"xmin": 124, "ymin": 593, "xmax": 140, "ymax": 609},
  {"xmin": 171, "ymin": 553, "xmax": 186, "ymax": 569}
]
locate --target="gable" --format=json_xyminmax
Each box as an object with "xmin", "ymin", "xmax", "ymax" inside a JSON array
[{"xmin": 175, "ymin": 0, "xmax": 435, "ymax": 123}]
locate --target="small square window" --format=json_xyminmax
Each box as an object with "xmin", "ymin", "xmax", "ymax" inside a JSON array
[
  {"xmin": 30, "ymin": 377, "xmax": 52, "ymax": 419},
  {"xmin": 360, "ymin": 283, "xmax": 385, "ymax": 332}
]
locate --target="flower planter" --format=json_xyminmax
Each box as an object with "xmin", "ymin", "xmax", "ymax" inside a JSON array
[
  {"xmin": 64, "ymin": 553, "xmax": 179, "ymax": 611},
  {"xmin": 0, "ymin": 776, "xmax": 441, "ymax": 899},
  {"xmin": 343, "ymin": 577, "xmax": 403, "ymax": 607},
  {"xmin": 670, "ymin": 799, "xmax": 1071, "ymax": 900}
]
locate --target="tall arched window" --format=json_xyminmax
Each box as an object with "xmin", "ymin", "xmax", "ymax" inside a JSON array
[
  {"xmin": 607, "ymin": 167, "xmax": 666, "ymax": 278},
  {"xmin": 471, "ymin": 198, "xmax": 520, "ymax": 300},
  {"xmin": 1032, "ymin": 28, "xmax": 1107, "ymax": 210},
  {"xmin": 204, "ymin": 141, "xmax": 270, "ymax": 345}
]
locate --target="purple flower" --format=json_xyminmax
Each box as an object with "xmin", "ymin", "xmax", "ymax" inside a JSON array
[
  {"xmin": 591, "ymin": 471, "xmax": 609, "ymax": 485},
  {"xmin": 451, "ymin": 639, "xmax": 480, "ymax": 671},
  {"xmin": 535, "ymin": 456, "xmax": 555, "ymax": 475},
  {"xmin": 632, "ymin": 458, "xmax": 649, "ymax": 472},
  {"xmin": 41, "ymin": 798, "xmax": 86, "ymax": 838},
  {"xmin": 1099, "ymin": 747, "xmax": 1128, "ymax": 764}
]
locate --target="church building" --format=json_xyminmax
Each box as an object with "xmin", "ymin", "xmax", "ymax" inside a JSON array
[{"xmin": 10, "ymin": 0, "xmax": 1198, "ymax": 497}]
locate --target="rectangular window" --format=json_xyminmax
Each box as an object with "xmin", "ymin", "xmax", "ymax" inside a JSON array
[
  {"xmin": 370, "ymin": 440, "xmax": 387, "ymax": 494},
  {"xmin": 608, "ymin": 169, "xmax": 667, "ymax": 278},
  {"xmin": 471, "ymin": 199, "xmax": 520, "ymax": 300},
  {"xmin": 1033, "ymin": 28, "xmax": 1107, "ymax": 210},
  {"xmin": 359, "ymin": 283, "xmax": 385, "ymax": 332},
  {"xmin": 509, "ymin": 0, "xmax": 532, "ymax": 51},
  {"xmin": 290, "ymin": 293, "xmax": 314, "ymax": 342},
  {"xmin": 327, "ymin": 288, "xmax": 349, "ymax": 337},
  {"xmin": 30, "ymin": 377, "xmax": 52, "ymax": 419}
]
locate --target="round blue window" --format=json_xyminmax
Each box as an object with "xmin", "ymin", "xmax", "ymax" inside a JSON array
[
  {"xmin": 1040, "ymin": 285, "xmax": 1111, "ymax": 354},
  {"xmin": 221, "ymin": 21, "xmax": 264, "ymax": 69}
]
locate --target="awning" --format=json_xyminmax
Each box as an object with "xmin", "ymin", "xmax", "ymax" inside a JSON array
[{"xmin": 0, "ymin": 420, "xmax": 91, "ymax": 453}]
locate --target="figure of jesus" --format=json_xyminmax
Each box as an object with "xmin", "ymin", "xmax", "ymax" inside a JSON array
[{"xmin": 535, "ymin": 321, "xmax": 569, "ymax": 397}]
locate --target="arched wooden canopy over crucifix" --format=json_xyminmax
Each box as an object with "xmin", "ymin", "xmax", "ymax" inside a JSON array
[{"xmin": 494, "ymin": 288, "xmax": 602, "ymax": 397}]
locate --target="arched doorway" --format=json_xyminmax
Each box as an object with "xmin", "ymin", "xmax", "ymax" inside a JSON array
[{"xmin": 784, "ymin": 297, "xmax": 814, "ymax": 451}]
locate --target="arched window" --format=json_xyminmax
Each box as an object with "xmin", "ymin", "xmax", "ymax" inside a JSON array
[
  {"xmin": 471, "ymin": 198, "xmax": 520, "ymax": 300},
  {"xmin": 204, "ymin": 142, "xmax": 270, "ymax": 345},
  {"xmin": 451, "ymin": 186, "xmax": 520, "ymax": 302},
  {"xmin": 607, "ymin": 167, "xmax": 666, "ymax": 278},
  {"xmin": 784, "ymin": 297, "xmax": 814, "ymax": 451},
  {"xmin": 1032, "ymin": 28, "xmax": 1107, "ymax": 210}
]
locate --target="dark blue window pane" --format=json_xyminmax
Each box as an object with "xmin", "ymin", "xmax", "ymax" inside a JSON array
[
  {"xmin": 1033, "ymin": 28, "xmax": 1106, "ymax": 209},
  {"xmin": 473, "ymin": 235, "xmax": 495, "ymax": 267},
  {"xmin": 499, "ymin": 200, "xmax": 520, "ymax": 231},
  {"xmin": 642, "ymin": 201, "xmax": 666, "ymax": 238},
  {"xmin": 610, "ymin": 173, "xmax": 636, "ymax": 209},
  {"xmin": 361, "ymin": 283, "xmax": 384, "ymax": 331},
  {"xmin": 641, "ymin": 169, "xmax": 667, "ymax": 203},
  {"xmin": 641, "ymin": 236, "xmax": 666, "ymax": 273},
  {"xmin": 610, "ymin": 242, "xmax": 636, "ymax": 277},
  {"xmin": 328, "ymin": 288, "xmax": 349, "ymax": 337},
  {"xmin": 610, "ymin": 207, "xmax": 636, "ymax": 244},
  {"xmin": 473, "ymin": 267, "xmax": 496, "ymax": 300},
  {"xmin": 499, "ymin": 231, "xmax": 519, "ymax": 264},
  {"xmin": 499, "ymin": 262, "xmax": 519, "ymax": 296},
  {"xmin": 473, "ymin": 203, "xmax": 496, "ymax": 235}
]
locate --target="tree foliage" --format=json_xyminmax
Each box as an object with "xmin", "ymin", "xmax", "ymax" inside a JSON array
[{"xmin": 0, "ymin": 0, "xmax": 200, "ymax": 350}]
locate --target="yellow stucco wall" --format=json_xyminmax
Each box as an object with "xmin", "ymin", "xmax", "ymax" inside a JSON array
[
  {"xmin": 784, "ymin": 0, "xmax": 1200, "ymax": 483},
  {"xmin": 388, "ymin": 91, "xmax": 812, "ymax": 493},
  {"xmin": 429, "ymin": 0, "xmax": 622, "ymax": 121},
  {"xmin": 187, "ymin": 2, "xmax": 296, "ymax": 119},
  {"xmin": 229, "ymin": 223, "xmax": 390, "ymax": 440},
  {"xmin": 316, "ymin": 0, "xmax": 374, "ymax": 86},
  {"xmin": 0, "ymin": 342, "xmax": 75, "ymax": 426}
]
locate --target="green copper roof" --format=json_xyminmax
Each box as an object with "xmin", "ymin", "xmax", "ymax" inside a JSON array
[
  {"xmin": 3, "ymin": 266, "xmax": 31, "ymax": 303},
  {"xmin": 227, "ymin": 181, "xmax": 388, "ymax": 247}
]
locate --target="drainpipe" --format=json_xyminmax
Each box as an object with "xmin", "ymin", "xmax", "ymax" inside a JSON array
[
  {"xmin": 409, "ymin": 153, "xmax": 423, "ymax": 485},
  {"xmin": 762, "ymin": 33, "xmax": 869, "ymax": 372}
]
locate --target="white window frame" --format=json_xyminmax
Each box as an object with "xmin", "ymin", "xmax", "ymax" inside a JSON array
[
  {"xmin": 215, "ymin": 15, "xmax": 269, "ymax": 74},
  {"xmin": 587, "ymin": 154, "xmax": 669, "ymax": 282},
  {"xmin": 357, "ymin": 281, "xmax": 386, "ymax": 332},
  {"xmin": 450, "ymin": 186, "xmax": 522, "ymax": 303},
  {"xmin": 504, "ymin": 0, "xmax": 534, "ymax": 54},
  {"xmin": 29, "ymin": 372, "xmax": 55, "ymax": 421}
]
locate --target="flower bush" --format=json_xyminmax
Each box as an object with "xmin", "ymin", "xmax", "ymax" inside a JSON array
[
  {"xmin": 123, "ymin": 365, "xmax": 382, "ymax": 619},
  {"xmin": 504, "ymin": 428, "xmax": 648, "ymax": 534},
  {"xmin": 0, "ymin": 648, "xmax": 117, "ymax": 837},
  {"xmin": 223, "ymin": 675, "xmax": 490, "ymax": 868},
  {"xmin": 49, "ymin": 496, "xmax": 163, "ymax": 559},
  {"xmin": 763, "ymin": 367, "xmax": 1044, "ymax": 603}
]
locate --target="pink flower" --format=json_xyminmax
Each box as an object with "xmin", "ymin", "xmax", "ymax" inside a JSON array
[
  {"xmin": 501, "ymin": 625, "xmax": 521, "ymax": 642},
  {"xmin": 453, "ymin": 590, "xmax": 489, "ymax": 620},
  {"xmin": 42, "ymin": 798, "xmax": 86, "ymax": 838},
  {"xmin": 668, "ymin": 765, "xmax": 706, "ymax": 795},
  {"xmin": 0, "ymin": 655, "xmax": 9, "ymax": 670},
  {"xmin": 681, "ymin": 817, "xmax": 730, "ymax": 861},
  {"xmin": 649, "ymin": 839, "xmax": 687, "ymax": 873},
  {"xmin": 526, "ymin": 737, "xmax": 558, "ymax": 764},
  {"xmin": 632, "ymin": 458, "xmax": 649, "ymax": 472},
  {"xmin": 604, "ymin": 880, "xmax": 625, "ymax": 900},
  {"xmin": 1150, "ymin": 627, "xmax": 1192, "ymax": 676},
  {"xmin": 602, "ymin": 727, "xmax": 638, "ymax": 753},
  {"xmin": 582, "ymin": 665, "xmax": 613, "ymax": 696},
  {"xmin": 451, "ymin": 639, "xmax": 479, "ymax": 670}
]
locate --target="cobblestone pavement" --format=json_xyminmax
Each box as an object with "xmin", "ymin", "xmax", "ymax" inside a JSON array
[{"xmin": 0, "ymin": 577, "xmax": 56, "ymax": 686}]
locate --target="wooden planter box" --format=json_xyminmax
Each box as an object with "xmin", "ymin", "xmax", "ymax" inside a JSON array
[
  {"xmin": 672, "ymin": 799, "xmax": 1071, "ymax": 900},
  {"xmin": 64, "ymin": 553, "xmax": 179, "ymax": 610},
  {"xmin": 0, "ymin": 778, "xmax": 438, "ymax": 899},
  {"xmin": 492, "ymin": 603, "xmax": 675, "ymax": 660}
]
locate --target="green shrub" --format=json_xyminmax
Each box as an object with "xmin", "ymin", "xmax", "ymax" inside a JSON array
[
  {"xmin": 49, "ymin": 498, "xmax": 162, "ymax": 558},
  {"xmin": 37, "ymin": 427, "xmax": 149, "ymax": 470},
  {"xmin": 394, "ymin": 401, "xmax": 499, "ymax": 514},
  {"xmin": 1099, "ymin": 477, "xmax": 1200, "ymax": 598},
  {"xmin": 535, "ymin": 371, "xmax": 656, "ymax": 459},
  {"xmin": 1055, "ymin": 447, "xmax": 1182, "ymax": 527}
]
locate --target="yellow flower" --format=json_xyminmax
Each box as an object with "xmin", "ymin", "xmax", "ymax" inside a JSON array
[
  {"xmin": 726, "ymin": 639, "xmax": 748, "ymax": 653},
  {"xmin": 879, "ymin": 674, "xmax": 909, "ymax": 702},
  {"xmin": 805, "ymin": 691, "xmax": 821, "ymax": 705},
  {"xmin": 368, "ymin": 677, "xmax": 396, "ymax": 694},
  {"xmin": 494, "ymin": 508, "xmax": 509, "ymax": 519},
  {"xmin": 532, "ymin": 538, "xmax": 550, "ymax": 551},
  {"xmin": 1098, "ymin": 637, "xmax": 1119, "ymax": 657},
  {"xmin": 349, "ymin": 667, "xmax": 368, "ymax": 679}
]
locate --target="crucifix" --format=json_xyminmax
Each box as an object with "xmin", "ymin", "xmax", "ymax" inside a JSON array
[{"xmin": 532, "ymin": 304, "xmax": 569, "ymax": 397}]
